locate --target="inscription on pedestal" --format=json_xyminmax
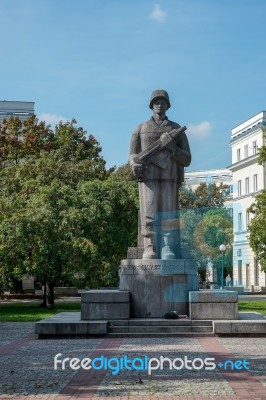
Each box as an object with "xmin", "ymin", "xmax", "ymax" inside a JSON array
[{"xmin": 121, "ymin": 264, "xmax": 183, "ymax": 274}]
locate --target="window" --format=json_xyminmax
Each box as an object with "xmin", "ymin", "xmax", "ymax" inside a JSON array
[
  {"xmin": 238, "ymin": 260, "xmax": 242, "ymax": 285},
  {"xmin": 244, "ymin": 144, "xmax": 248, "ymax": 158},
  {"xmin": 237, "ymin": 249, "xmax": 242, "ymax": 257},
  {"xmin": 246, "ymin": 210, "xmax": 250, "ymax": 227},
  {"xmin": 252, "ymin": 141, "xmax": 257, "ymax": 155},
  {"xmin": 238, "ymin": 212, "xmax": 242, "ymax": 232},
  {"xmin": 254, "ymin": 259, "xmax": 259, "ymax": 286},
  {"xmin": 227, "ymin": 208, "xmax": 233, "ymax": 218},
  {"xmin": 237, "ymin": 148, "xmax": 241, "ymax": 162},
  {"xmin": 253, "ymin": 174, "xmax": 258, "ymax": 192},
  {"xmin": 245, "ymin": 177, "xmax": 249, "ymax": 194},
  {"xmin": 237, "ymin": 180, "xmax": 242, "ymax": 197}
]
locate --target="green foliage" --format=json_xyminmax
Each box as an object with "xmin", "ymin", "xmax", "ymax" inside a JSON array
[
  {"xmin": 70, "ymin": 179, "xmax": 138, "ymax": 287},
  {"xmin": 257, "ymin": 128, "xmax": 266, "ymax": 165},
  {"xmin": 0, "ymin": 117, "xmax": 138, "ymax": 306},
  {"xmin": 179, "ymin": 182, "xmax": 229, "ymax": 210},
  {"xmin": 0, "ymin": 302, "xmax": 81, "ymax": 322},
  {"xmin": 180, "ymin": 188, "xmax": 233, "ymax": 282},
  {"xmin": 0, "ymin": 116, "xmax": 54, "ymax": 168},
  {"xmin": 248, "ymin": 190, "xmax": 266, "ymax": 272},
  {"xmin": 111, "ymin": 162, "xmax": 135, "ymax": 181},
  {"xmin": 194, "ymin": 210, "xmax": 233, "ymax": 259},
  {"xmin": 248, "ymin": 128, "xmax": 266, "ymax": 273}
]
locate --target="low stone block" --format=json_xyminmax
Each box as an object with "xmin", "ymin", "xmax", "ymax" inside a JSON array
[
  {"xmin": 213, "ymin": 322, "xmax": 232, "ymax": 334},
  {"xmin": 189, "ymin": 290, "xmax": 238, "ymax": 303},
  {"xmin": 190, "ymin": 303, "xmax": 214, "ymax": 320},
  {"xmin": 87, "ymin": 321, "xmax": 107, "ymax": 334},
  {"xmin": 213, "ymin": 321, "xmax": 266, "ymax": 334},
  {"xmin": 81, "ymin": 302, "xmax": 130, "ymax": 320},
  {"xmin": 231, "ymin": 321, "xmax": 266, "ymax": 334},
  {"xmin": 35, "ymin": 320, "xmax": 108, "ymax": 335},
  {"xmin": 81, "ymin": 290, "xmax": 130, "ymax": 303},
  {"xmin": 190, "ymin": 302, "xmax": 238, "ymax": 320}
]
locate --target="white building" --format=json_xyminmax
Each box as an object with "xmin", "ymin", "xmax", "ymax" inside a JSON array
[
  {"xmin": 229, "ymin": 111, "xmax": 266, "ymax": 289},
  {"xmin": 0, "ymin": 100, "xmax": 35, "ymax": 124}
]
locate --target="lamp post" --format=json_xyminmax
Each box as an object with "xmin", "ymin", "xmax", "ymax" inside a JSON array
[{"xmin": 219, "ymin": 244, "xmax": 226, "ymax": 288}]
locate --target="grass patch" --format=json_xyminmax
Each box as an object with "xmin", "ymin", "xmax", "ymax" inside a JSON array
[
  {"xmin": 238, "ymin": 300, "xmax": 266, "ymax": 315},
  {"xmin": 0, "ymin": 302, "xmax": 80, "ymax": 322}
]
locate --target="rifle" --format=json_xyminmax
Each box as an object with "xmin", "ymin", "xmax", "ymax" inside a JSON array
[{"xmin": 133, "ymin": 125, "xmax": 187, "ymax": 171}]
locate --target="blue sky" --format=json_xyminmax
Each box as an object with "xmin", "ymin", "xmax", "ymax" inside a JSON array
[{"xmin": 1, "ymin": 0, "xmax": 266, "ymax": 171}]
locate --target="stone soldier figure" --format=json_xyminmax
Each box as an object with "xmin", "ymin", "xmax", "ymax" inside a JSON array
[{"xmin": 129, "ymin": 89, "xmax": 191, "ymax": 259}]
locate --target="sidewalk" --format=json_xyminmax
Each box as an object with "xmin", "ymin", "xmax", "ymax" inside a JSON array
[{"xmin": 0, "ymin": 322, "xmax": 265, "ymax": 399}]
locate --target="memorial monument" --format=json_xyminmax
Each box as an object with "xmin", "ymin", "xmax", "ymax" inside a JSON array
[
  {"xmin": 119, "ymin": 89, "xmax": 199, "ymax": 317},
  {"xmin": 35, "ymin": 90, "xmax": 246, "ymax": 337}
]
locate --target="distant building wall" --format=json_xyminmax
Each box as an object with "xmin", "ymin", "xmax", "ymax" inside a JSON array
[
  {"xmin": 229, "ymin": 111, "xmax": 266, "ymax": 289},
  {"xmin": 0, "ymin": 100, "xmax": 35, "ymax": 124}
]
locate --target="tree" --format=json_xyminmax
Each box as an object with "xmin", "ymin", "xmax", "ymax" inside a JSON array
[
  {"xmin": 75, "ymin": 179, "xmax": 138, "ymax": 287},
  {"xmin": 179, "ymin": 182, "xmax": 229, "ymax": 210},
  {"xmin": 248, "ymin": 128, "xmax": 266, "ymax": 273},
  {"xmin": 248, "ymin": 191, "xmax": 266, "ymax": 272},
  {"xmin": 111, "ymin": 162, "xmax": 134, "ymax": 181},
  {"xmin": 0, "ymin": 116, "xmax": 54, "ymax": 168},
  {"xmin": 0, "ymin": 116, "xmax": 138, "ymax": 306},
  {"xmin": 180, "ymin": 183, "xmax": 232, "ymax": 283}
]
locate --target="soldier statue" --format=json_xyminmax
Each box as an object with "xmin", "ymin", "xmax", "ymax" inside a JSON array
[{"xmin": 129, "ymin": 89, "xmax": 191, "ymax": 259}]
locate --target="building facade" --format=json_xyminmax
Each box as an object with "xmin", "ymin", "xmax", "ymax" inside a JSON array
[
  {"xmin": 0, "ymin": 100, "xmax": 35, "ymax": 124},
  {"xmin": 229, "ymin": 111, "xmax": 266, "ymax": 289}
]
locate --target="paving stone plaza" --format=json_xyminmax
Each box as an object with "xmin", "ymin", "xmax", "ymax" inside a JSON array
[{"xmin": 0, "ymin": 322, "xmax": 265, "ymax": 399}]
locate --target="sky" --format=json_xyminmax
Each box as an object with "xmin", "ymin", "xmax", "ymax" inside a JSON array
[{"xmin": 1, "ymin": 0, "xmax": 266, "ymax": 171}]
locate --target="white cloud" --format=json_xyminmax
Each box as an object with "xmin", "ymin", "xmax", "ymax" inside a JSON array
[
  {"xmin": 187, "ymin": 121, "xmax": 212, "ymax": 139},
  {"xmin": 150, "ymin": 4, "xmax": 167, "ymax": 23},
  {"xmin": 37, "ymin": 113, "xmax": 68, "ymax": 127}
]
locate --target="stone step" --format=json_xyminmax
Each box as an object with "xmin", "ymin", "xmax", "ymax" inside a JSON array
[
  {"xmin": 108, "ymin": 325, "xmax": 213, "ymax": 334},
  {"xmin": 106, "ymin": 332, "xmax": 215, "ymax": 338},
  {"xmin": 109, "ymin": 319, "xmax": 213, "ymax": 327}
]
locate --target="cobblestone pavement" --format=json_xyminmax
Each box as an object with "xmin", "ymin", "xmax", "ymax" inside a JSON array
[{"xmin": 0, "ymin": 323, "xmax": 265, "ymax": 399}]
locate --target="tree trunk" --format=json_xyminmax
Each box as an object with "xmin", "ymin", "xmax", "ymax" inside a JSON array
[
  {"xmin": 47, "ymin": 281, "xmax": 55, "ymax": 307},
  {"xmin": 40, "ymin": 281, "xmax": 54, "ymax": 308},
  {"xmin": 40, "ymin": 283, "xmax": 47, "ymax": 308},
  {"xmin": 10, "ymin": 278, "xmax": 23, "ymax": 294}
]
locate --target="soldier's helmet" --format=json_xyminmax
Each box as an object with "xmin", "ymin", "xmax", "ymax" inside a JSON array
[{"xmin": 149, "ymin": 89, "xmax": 171, "ymax": 110}]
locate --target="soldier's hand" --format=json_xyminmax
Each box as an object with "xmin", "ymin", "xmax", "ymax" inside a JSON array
[
  {"xmin": 160, "ymin": 132, "xmax": 173, "ymax": 149},
  {"xmin": 132, "ymin": 162, "xmax": 143, "ymax": 178}
]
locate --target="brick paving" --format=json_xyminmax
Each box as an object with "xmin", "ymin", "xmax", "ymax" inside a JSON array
[{"xmin": 0, "ymin": 323, "xmax": 265, "ymax": 399}]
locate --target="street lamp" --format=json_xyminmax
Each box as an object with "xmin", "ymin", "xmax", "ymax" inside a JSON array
[{"xmin": 219, "ymin": 244, "xmax": 226, "ymax": 288}]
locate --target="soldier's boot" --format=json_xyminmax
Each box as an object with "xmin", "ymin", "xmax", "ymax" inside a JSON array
[
  {"xmin": 161, "ymin": 233, "xmax": 176, "ymax": 260},
  {"xmin": 142, "ymin": 235, "xmax": 156, "ymax": 259}
]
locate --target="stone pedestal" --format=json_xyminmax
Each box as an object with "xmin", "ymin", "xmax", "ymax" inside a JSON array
[
  {"xmin": 189, "ymin": 290, "xmax": 238, "ymax": 320},
  {"xmin": 119, "ymin": 259, "xmax": 198, "ymax": 318}
]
